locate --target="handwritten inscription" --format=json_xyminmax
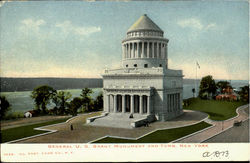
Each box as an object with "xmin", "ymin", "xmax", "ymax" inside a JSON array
[{"xmin": 203, "ymin": 151, "xmax": 229, "ymax": 158}]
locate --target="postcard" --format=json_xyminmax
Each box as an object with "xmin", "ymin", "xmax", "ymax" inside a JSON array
[{"xmin": 0, "ymin": 0, "xmax": 249, "ymax": 162}]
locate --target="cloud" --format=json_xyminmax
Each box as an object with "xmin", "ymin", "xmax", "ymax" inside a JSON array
[
  {"xmin": 168, "ymin": 56, "xmax": 248, "ymax": 80},
  {"xmin": 55, "ymin": 20, "xmax": 101, "ymax": 37},
  {"xmin": 19, "ymin": 18, "xmax": 46, "ymax": 33},
  {"xmin": 205, "ymin": 23, "xmax": 216, "ymax": 30},
  {"xmin": 177, "ymin": 18, "xmax": 203, "ymax": 30},
  {"xmin": 177, "ymin": 18, "xmax": 216, "ymax": 30},
  {"xmin": 0, "ymin": 49, "xmax": 119, "ymax": 78}
]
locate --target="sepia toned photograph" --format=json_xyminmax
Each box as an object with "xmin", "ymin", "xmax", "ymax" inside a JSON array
[{"xmin": 0, "ymin": 0, "xmax": 249, "ymax": 162}]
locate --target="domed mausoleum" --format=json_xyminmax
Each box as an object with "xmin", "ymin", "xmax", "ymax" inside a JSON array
[{"xmin": 88, "ymin": 14, "xmax": 183, "ymax": 128}]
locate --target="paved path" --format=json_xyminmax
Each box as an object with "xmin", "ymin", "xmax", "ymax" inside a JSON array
[
  {"xmin": 204, "ymin": 119, "xmax": 249, "ymax": 143},
  {"xmin": 15, "ymin": 110, "xmax": 207, "ymax": 143},
  {"xmin": 1, "ymin": 115, "xmax": 71, "ymax": 130},
  {"xmin": 174, "ymin": 104, "xmax": 249, "ymax": 143}
]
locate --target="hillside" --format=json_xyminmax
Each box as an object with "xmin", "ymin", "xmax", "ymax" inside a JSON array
[{"xmin": 0, "ymin": 78, "xmax": 103, "ymax": 92}]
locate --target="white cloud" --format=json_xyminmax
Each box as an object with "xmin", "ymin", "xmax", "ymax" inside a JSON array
[
  {"xmin": 177, "ymin": 18, "xmax": 203, "ymax": 30},
  {"xmin": 177, "ymin": 18, "xmax": 216, "ymax": 31},
  {"xmin": 56, "ymin": 20, "xmax": 101, "ymax": 37},
  {"xmin": 20, "ymin": 18, "xmax": 46, "ymax": 33},
  {"xmin": 205, "ymin": 23, "xmax": 216, "ymax": 30},
  {"xmin": 21, "ymin": 19, "xmax": 46, "ymax": 27},
  {"xmin": 168, "ymin": 56, "xmax": 248, "ymax": 80}
]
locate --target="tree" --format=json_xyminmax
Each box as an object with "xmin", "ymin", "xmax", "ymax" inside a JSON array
[
  {"xmin": 80, "ymin": 88, "xmax": 93, "ymax": 112},
  {"xmin": 53, "ymin": 91, "xmax": 72, "ymax": 115},
  {"xmin": 68, "ymin": 97, "xmax": 82, "ymax": 116},
  {"xmin": 93, "ymin": 92, "xmax": 103, "ymax": 111},
  {"xmin": 216, "ymin": 81, "xmax": 231, "ymax": 93},
  {"xmin": 239, "ymin": 86, "xmax": 249, "ymax": 102},
  {"xmin": 31, "ymin": 85, "xmax": 56, "ymax": 114},
  {"xmin": 199, "ymin": 75, "xmax": 217, "ymax": 99},
  {"xmin": 0, "ymin": 96, "xmax": 11, "ymax": 118},
  {"xmin": 192, "ymin": 88, "xmax": 195, "ymax": 98}
]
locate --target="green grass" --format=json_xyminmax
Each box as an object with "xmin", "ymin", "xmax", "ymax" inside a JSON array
[
  {"xmin": 93, "ymin": 121, "xmax": 211, "ymax": 143},
  {"xmin": 184, "ymin": 98, "xmax": 247, "ymax": 120},
  {"xmin": 1, "ymin": 118, "xmax": 69, "ymax": 143}
]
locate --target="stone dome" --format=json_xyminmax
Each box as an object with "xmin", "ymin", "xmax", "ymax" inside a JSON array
[{"xmin": 127, "ymin": 14, "xmax": 163, "ymax": 33}]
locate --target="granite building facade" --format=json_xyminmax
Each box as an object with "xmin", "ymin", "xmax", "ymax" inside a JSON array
[{"xmin": 102, "ymin": 14, "xmax": 183, "ymax": 121}]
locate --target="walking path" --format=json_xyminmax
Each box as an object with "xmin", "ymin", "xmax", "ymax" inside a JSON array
[
  {"xmin": 204, "ymin": 119, "xmax": 249, "ymax": 143},
  {"xmin": 15, "ymin": 110, "xmax": 207, "ymax": 143},
  {"xmin": 1, "ymin": 115, "xmax": 71, "ymax": 130},
  {"xmin": 173, "ymin": 104, "xmax": 249, "ymax": 143},
  {"xmin": 8, "ymin": 104, "xmax": 249, "ymax": 143}
]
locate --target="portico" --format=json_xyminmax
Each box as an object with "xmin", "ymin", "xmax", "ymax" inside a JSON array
[{"xmin": 105, "ymin": 88, "xmax": 152, "ymax": 115}]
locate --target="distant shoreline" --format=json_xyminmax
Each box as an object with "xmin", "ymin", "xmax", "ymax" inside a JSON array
[{"xmin": 0, "ymin": 77, "xmax": 248, "ymax": 92}]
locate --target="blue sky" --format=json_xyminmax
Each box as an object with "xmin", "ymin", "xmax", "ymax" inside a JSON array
[{"xmin": 0, "ymin": 1, "xmax": 249, "ymax": 80}]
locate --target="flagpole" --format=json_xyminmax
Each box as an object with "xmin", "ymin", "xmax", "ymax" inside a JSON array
[{"xmin": 195, "ymin": 61, "xmax": 197, "ymax": 97}]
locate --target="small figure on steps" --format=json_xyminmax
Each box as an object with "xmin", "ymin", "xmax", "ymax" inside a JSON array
[{"xmin": 129, "ymin": 113, "xmax": 134, "ymax": 119}]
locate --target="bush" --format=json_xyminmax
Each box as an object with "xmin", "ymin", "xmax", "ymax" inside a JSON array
[
  {"xmin": 3, "ymin": 111, "xmax": 24, "ymax": 120},
  {"xmin": 183, "ymin": 98, "xmax": 193, "ymax": 106}
]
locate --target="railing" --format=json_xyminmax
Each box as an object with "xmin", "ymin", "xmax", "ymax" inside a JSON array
[{"xmin": 104, "ymin": 67, "xmax": 164, "ymax": 74}]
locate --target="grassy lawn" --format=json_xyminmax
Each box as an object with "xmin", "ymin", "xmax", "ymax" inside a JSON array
[
  {"xmin": 93, "ymin": 121, "xmax": 211, "ymax": 143},
  {"xmin": 184, "ymin": 98, "xmax": 247, "ymax": 121},
  {"xmin": 1, "ymin": 118, "xmax": 69, "ymax": 143}
]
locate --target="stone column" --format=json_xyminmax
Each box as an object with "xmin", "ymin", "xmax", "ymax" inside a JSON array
[
  {"xmin": 136, "ymin": 42, "xmax": 139, "ymax": 58},
  {"xmin": 156, "ymin": 42, "xmax": 159, "ymax": 58},
  {"xmin": 114, "ymin": 95, "xmax": 117, "ymax": 113},
  {"xmin": 147, "ymin": 95, "xmax": 150, "ymax": 115},
  {"xmin": 162, "ymin": 43, "xmax": 164, "ymax": 59},
  {"xmin": 122, "ymin": 95, "xmax": 125, "ymax": 113},
  {"xmin": 132, "ymin": 42, "xmax": 135, "ymax": 58},
  {"xmin": 130, "ymin": 95, "xmax": 134, "ymax": 114},
  {"xmin": 107, "ymin": 94, "xmax": 110, "ymax": 112},
  {"xmin": 169, "ymin": 94, "xmax": 172, "ymax": 112},
  {"xmin": 159, "ymin": 43, "xmax": 161, "ymax": 58},
  {"xmin": 139, "ymin": 95, "xmax": 143, "ymax": 114},
  {"xmin": 127, "ymin": 43, "xmax": 129, "ymax": 58},
  {"xmin": 147, "ymin": 42, "xmax": 150, "ymax": 58},
  {"xmin": 125, "ymin": 44, "xmax": 128, "ymax": 59},
  {"xmin": 152, "ymin": 42, "xmax": 155, "ymax": 58},
  {"xmin": 128, "ymin": 43, "xmax": 130, "ymax": 58},
  {"xmin": 162, "ymin": 43, "xmax": 165, "ymax": 59},
  {"xmin": 142, "ymin": 42, "xmax": 144, "ymax": 58},
  {"xmin": 172, "ymin": 94, "xmax": 174, "ymax": 112}
]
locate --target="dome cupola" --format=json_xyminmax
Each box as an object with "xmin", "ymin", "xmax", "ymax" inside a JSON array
[
  {"xmin": 121, "ymin": 14, "xmax": 169, "ymax": 69},
  {"xmin": 127, "ymin": 14, "xmax": 164, "ymax": 38}
]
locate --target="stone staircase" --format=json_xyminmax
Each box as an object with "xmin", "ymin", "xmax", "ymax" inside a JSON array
[{"xmin": 87, "ymin": 113, "xmax": 150, "ymax": 129}]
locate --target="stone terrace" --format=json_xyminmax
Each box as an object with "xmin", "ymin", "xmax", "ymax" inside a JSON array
[{"xmin": 15, "ymin": 110, "xmax": 207, "ymax": 143}]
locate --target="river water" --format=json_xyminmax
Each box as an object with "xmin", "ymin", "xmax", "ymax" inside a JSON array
[{"xmin": 0, "ymin": 81, "xmax": 248, "ymax": 113}]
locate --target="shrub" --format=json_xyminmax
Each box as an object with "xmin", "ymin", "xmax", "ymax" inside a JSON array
[{"xmin": 3, "ymin": 111, "xmax": 24, "ymax": 120}]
